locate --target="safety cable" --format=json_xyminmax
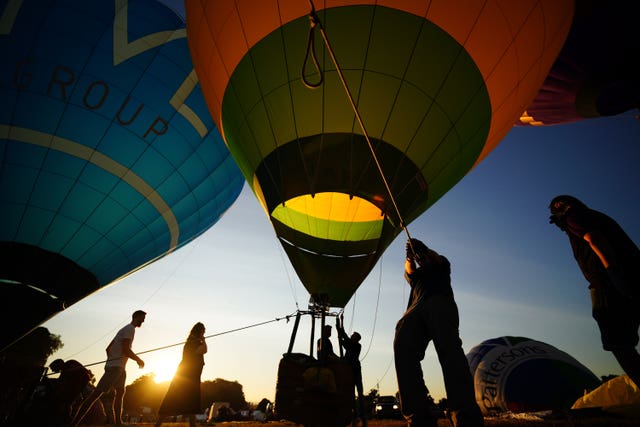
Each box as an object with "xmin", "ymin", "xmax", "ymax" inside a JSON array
[
  {"xmin": 75, "ymin": 312, "xmax": 298, "ymax": 371},
  {"xmin": 302, "ymin": 0, "xmax": 416, "ymax": 254}
]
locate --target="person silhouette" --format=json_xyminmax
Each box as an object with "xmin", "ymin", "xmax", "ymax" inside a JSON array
[
  {"xmin": 336, "ymin": 314, "xmax": 366, "ymax": 427},
  {"xmin": 317, "ymin": 324, "xmax": 338, "ymax": 362},
  {"xmin": 48, "ymin": 358, "xmax": 91, "ymax": 423},
  {"xmin": 155, "ymin": 322, "xmax": 208, "ymax": 427},
  {"xmin": 70, "ymin": 310, "xmax": 146, "ymax": 427},
  {"xmin": 394, "ymin": 239, "xmax": 483, "ymax": 427},
  {"xmin": 549, "ymin": 195, "xmax": 640, "ymax": 387}
]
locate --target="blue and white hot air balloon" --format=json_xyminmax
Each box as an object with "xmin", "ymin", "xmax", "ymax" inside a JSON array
[
  {"xmin": 0, "ymin": 0, "xmax": 244, "ymax": 350},
  {"xmin": 467, "ymin": 336, "xmax": 601, "ymax": 415}
]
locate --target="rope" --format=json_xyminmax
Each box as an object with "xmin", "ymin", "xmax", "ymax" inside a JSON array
[
  {"xmin": 301, "ymin": 2, "xmax": 323, "ymax": 89},
  {"xmin": 375, "ymin": 356, "xmax": 394, "ymax": 389},
  {"xmin": 302, "ymin": 0, "xmax": 414, "ymax": 249},
  {"xmin": 61, "ymin": 244, "xmax": 198, "ymax": 361},
  {"xmin": 360, "ymin": 255, "xmax": 383, "ymax": 361},
  {"xmin": 77, "ymin": 312, "xmax": 297, "ymax": 370},
  {"xmin": 276, "ymin": 238, "xmax": 300, "ymax": 310}
]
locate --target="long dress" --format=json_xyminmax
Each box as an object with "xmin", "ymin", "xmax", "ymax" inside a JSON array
[{"xmin": 158, "ymin": 339, "xmax": 205, "ymax": 415}]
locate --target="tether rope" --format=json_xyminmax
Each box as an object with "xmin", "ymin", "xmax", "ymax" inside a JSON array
[
  {"xmin": 360, "ymin": 255, "xmax": 383, "ymax": 361},
  {"xmin": 73, "ymin": 311, "xmax": 298, "ymax": 371},
  {"xmin": 61, "ymin": 243, "xmax": 198, "ymax": 360},
  {"xmin": 302, "ymin": 0, "xmax": 416, "ymax": 253}
]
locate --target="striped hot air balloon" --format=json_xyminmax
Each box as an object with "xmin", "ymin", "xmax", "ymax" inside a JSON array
[
  {"xmin": 185, "ymin": 0, "xmax": 574, "ymax": 308},
  {"xmin": 518, "ymin": 0, "xmax": 640, "ymax": 126}
]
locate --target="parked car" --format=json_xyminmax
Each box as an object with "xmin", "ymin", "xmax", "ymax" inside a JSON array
[{"xmin": 373, "ymin": 395, "xmax": 401, "ymax": 419}]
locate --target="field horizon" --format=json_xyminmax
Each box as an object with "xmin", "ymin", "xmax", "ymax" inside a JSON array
[{"xmin": 90, "ymin": 412, "xmax": 640, "ymax": 427}]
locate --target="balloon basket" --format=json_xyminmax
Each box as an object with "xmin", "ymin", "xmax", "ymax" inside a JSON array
[
  {"xmin": 275, "ymin": 352, "xmax": 354, "ymax": 427},
  {"xmin": 274, "ymin": 308, "xmax": 355, "ymax": 427}
]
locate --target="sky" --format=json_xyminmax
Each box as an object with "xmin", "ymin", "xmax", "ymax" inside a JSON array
[{"xmin": 41, "ymin": 110, "xmax": 640, "ymax": 404}]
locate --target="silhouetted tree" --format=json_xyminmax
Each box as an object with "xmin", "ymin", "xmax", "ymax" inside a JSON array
[
  {"xmin": 123, "ymin": 373, "xmax": 167, "ymax": 416},
  {"xmin": 437, "ymin": 397, "xmax": 448, "ymax": 410},
  {"xmin": 426, "ymin": 392, "xmax": 435, "ymax": 407},
  {"xmin": 363, "ymin": 389, "xmax": 380, "ymax": 418},
  {"xmin": 1, "ymin": 326, "xmax": 62, "ymax": 367},
  {"xmin": 120, "ymin": 375, "xmax": 249, "ymax": 418},
  {"xmin": 368, "ymin": 389, "xmax": 379, "ymax": 400},
  {"xmin": 0, "ymin": 327, "xmax": 63, "ymax": 423},
  {"xmin": 201, "ymin": 378, "xmax": 247, "ymax": 411}
]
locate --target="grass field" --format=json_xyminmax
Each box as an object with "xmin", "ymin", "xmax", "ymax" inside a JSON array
[{"xmin": 96, "ymin": 416, "xmax": 640, "ymax": 427}]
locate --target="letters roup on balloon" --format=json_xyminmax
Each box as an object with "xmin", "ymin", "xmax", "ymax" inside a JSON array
[
  {"xmin": 11, "ymin": 60, "xmax": 170, "ymax": 139},
  {"xmin": 0, "ymin": 0, "xmax": 243, "ymax": 350}
]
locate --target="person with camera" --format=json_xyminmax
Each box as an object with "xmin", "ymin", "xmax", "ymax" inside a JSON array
[
  {"xmin": 394, "ymin": 239, "xmax": 483, "ymax": 427},
  {"xmin": 549, "ymin": 195, "xmax": 640, "ymax": 387}
]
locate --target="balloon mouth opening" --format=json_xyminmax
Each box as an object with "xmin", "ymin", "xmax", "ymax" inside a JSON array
[
  {"xmin": 271, "ymin": 192, "xmax": 384, "ymax": 241},
  {"xmin": 0, "ymin": 279, "xmax": 62, "ymax": 301}
]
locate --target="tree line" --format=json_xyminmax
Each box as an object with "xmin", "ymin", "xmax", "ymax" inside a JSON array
[{"xmin": 123, "ymin": 374, "xmax": 248, "ymax": 416}]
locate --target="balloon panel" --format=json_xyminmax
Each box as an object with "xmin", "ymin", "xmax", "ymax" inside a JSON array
[
  {"xmin": 504, "ymin": 358, "xmax": 603, "ymax": 412},
  {"xmin": 0, "ymin": 0, "xmax": 244, "ymax": 349},
  {"xmin": 467, "ymin": 336, "xmax": 601, "ymax": 415},
  {"xmin": 187, "ymin": 0, "xmax": 573, "ymax": 307},
  {"xmin": 517, "ymin": 2, "xmax": 640, "ymax": 126},
  {"xmin": 573, "ymin": 375, "xmax": 640, "ymax": 412}
]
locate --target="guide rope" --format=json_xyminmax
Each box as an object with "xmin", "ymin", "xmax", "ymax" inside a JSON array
[
  {"xmin": 302, "ymin": 0, "xmax": 416, "ymax": 252},
  {"xmin": 78, "ymin": 311, "xmax": 298, "ymax": 370}
]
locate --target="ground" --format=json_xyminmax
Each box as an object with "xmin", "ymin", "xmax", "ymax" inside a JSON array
[{"xmin": 103, "ymin": 415, "xmax": 640, "ymax": 427}]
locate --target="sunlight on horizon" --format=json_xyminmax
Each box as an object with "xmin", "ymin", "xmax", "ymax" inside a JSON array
[{"xmin": 150, "ymin": 359, "xmax": 177, "ymax": 383}]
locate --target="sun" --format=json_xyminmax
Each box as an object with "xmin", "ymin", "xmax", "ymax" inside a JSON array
[{"xmin": 151, "ymin": 358, "xmax": 177, "ymax": 383}]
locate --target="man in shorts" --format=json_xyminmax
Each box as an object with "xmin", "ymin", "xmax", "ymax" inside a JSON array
[
  {"xmin": 70, "ymin": 310, "xmax": 146, "ymax": 426},
  {"xmin": 549, "ymin": 195, "xmax": 640, "ymax": 387}
]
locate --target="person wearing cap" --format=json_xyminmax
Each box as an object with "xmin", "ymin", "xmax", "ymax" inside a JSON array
[
  {"xmin": 549, "ymin": 195, "xmax": 640, "ymax": 387},
  {"xmin": 394, "ymin": 239, "xmax": 483, "ymax": 427}
]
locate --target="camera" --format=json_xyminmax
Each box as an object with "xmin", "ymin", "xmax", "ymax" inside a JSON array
[{"xmin": 549, "ymin": 213, "xmax": 567, "ymax": 230}]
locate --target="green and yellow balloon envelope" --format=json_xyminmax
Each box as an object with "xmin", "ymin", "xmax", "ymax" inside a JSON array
[{"xmin": 186, "ymin": 0, "xmax": 574, "ymax": 307}]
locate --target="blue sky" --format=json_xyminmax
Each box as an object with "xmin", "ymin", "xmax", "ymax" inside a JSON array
[{"xmin": 42, "ymin": 111, "xmax": 640, "ymax": 404}]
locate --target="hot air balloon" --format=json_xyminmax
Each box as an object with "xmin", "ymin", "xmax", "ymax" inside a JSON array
[
  {"xmin": 517, "ymin": 0, "xmax": 640, "ymax": 126},
  {"xmin": 185, "ymin": 0, "xmax": 574, "ymax": 308},
  {"xmin": 186, "ymin": 2, "xmax": 574, "ymax": 425},
  {"xmin": 467, "ymin": 336, "xmax": 602, "ymax": 415},
  {"xmin": 572, "ymin": 375, "xmax": 640, "ymax": 418},
  {"xmin": 0, "ymin": 0, "xmax": 244, "ymax": 350}
]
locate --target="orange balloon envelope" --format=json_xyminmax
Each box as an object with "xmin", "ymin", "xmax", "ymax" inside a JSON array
[
  {"xmin": 186, "ymin": 0, "xmax": 573, "ymax": 307},
  {"xmin": 517, "ymin": 1, "xmax": 640, "ymax": 126}
]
